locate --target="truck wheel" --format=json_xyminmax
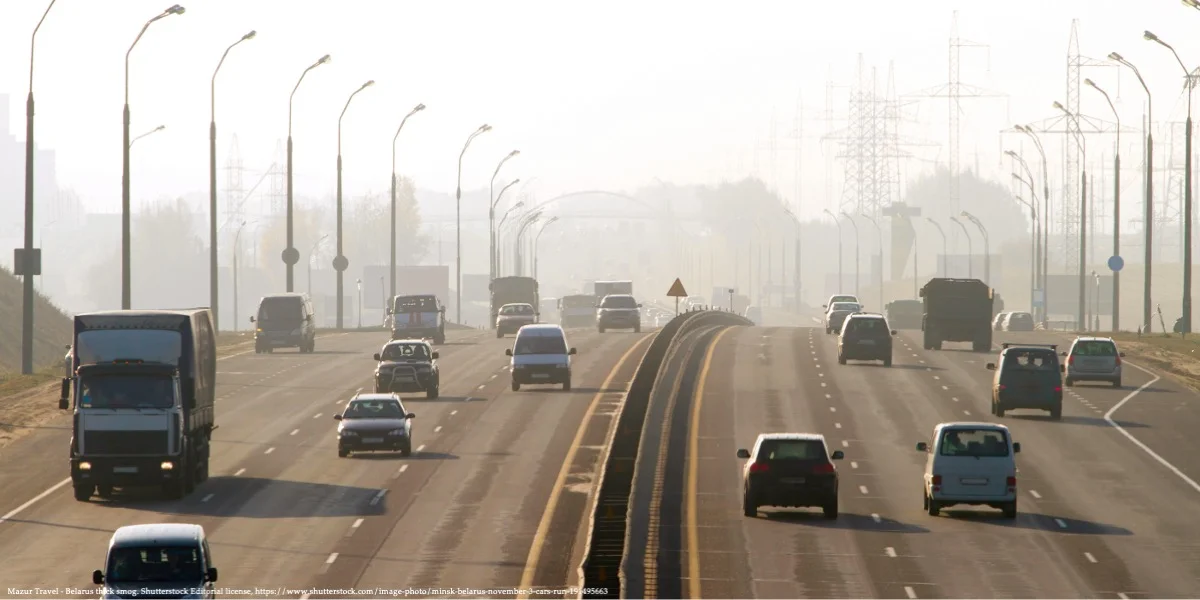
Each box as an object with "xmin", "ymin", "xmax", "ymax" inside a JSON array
[
  {"xmin": 338, "ymin": 448, "xmax": 349, "ymax": 458},
  {"xmin": 884, "ymin": 357, "xmax": 892, "ymax": 367},
  {"xmin": 73, "ymin": 484, "xmax": 94, "ymax": 502},
  {"xmin": 1049, "ymin": 406, "xmax": 1062, "ymax": 420},
  {"xmin": 163, "ymin": 480, "xmax": 185, "ymax": 500}
]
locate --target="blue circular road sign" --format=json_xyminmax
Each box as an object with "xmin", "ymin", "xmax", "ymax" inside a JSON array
[{"xmin": 1108, "ymin": 255, "xmax": 1124, "ymax": 272}]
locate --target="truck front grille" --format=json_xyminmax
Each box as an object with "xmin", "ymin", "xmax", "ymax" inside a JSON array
[{"xmin": 84, "ymin": 430, "xmax": 169, "ymax": 455}]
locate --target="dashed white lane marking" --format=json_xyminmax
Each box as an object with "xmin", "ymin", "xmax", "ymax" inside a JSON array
[
  {"xmin": 885, "ymin": 546, "xmax": 897, "ymax": 557},
  {"xmin": 841, "ymin": 440, "xmax": 849, "ymax": 447},
  {"xmin": 821, "ymin": 382, "xmax": 827, "ymax": 387},
  {"xmin": 1084, "ymin": 552, "xmax": 1098, "ymax": 563},
  {"xmin": 416, "ymin": 444, "xmax": 426, "ymax": 452},
  {"xmin": 369, "ymin": 490, "xmax": 387, "ymax": 506},
  {"xmin": 434, "ymin": 425, "xmax": 443, "ymax": 433},
  {"xmin": 234, "ymin": 468, "xmax": 245, "ymax": 476},
  {"xmin": 926, "ymin": 367, "xmax": 933, "ymax": 372},
  {"xmin": 490, "ymin": 374, "xmax": 497, "ymax": 380},
  {"xmin": 450, "ymin": 410, "xmax": 458, "ymax": 415},
  {"xmin": 859, "ymin": 485, "xmax": 869, "ymax": 494},
  {"xmin": 1055, "ymin": 518, "xmax": 1069, "ymax": 529},
  {"xmin": 1118, "ymin": 593, "xmax": 1131, "ymax": 599},
  {"xmin": 1030, "ymin": 490, "xmax": 1042, "ymax": 499},
  {"xmin": 300, "ymin": 594, "xmax": 311, "ymax": 600},
  {"xmin": 919, "ymin": 360, "xmax": 925, "ymax": 364},
  {"xmin": 850, "ymin": 461, "xmax": 858, "ymax": 469},
  {"xmin": 941, "ymin": 385, "xmax": 949, "ymax": 390},
  {"xmin": 871, "ymin": 513, "xmax": 882, "ymax": 523},
  {"xmin": 313, "ymin": 413, "xmax": 321, "ymax": 419},
  {"xmin": 477, "ymin": 384, "xmax": 486, "ymax": 390},
  {"xmin": 264, "ymin": 447, "xmax": 275, "ymax": 455},
  {"xmin": 334, "ymin": 399, "xmax": 342, "ymax": 405},
  {"xmin": 325, "ymin": 553, "xmax": 339, "ymax": 564},
  {"xmin": 835, "ymin": 423, "xmax": 842, "ymax": 429},
  {"xmin": 911, "ymin": 353, "xmax": 918, "ymax": 357},
  {"xmin": 904, "ymin": 586, "xmax": 918, "ymax": 599},
  {"xmin": 952, "ymin": 397, "xmax": 959, "ymax": 402},
  {"xmin": 201, "ymin": 493, "xmax": 214, "ymax": 502},
  {"xmin": 290, "ymin": 429, "xmax": 299, "ymax": 436},
  {"xmin": 351, "ymin": 518, "xmax": 363, "ymax": 529},
  {"xmin": 819, "ymin": 373, "xmax": 825, "ymax": 377},
  {"xmin": 815, "ymin": 363, "xmax": 821, "ymax": 368},
  {"xmin": 963, "ymin": 410, "xmax": 971, "ymax": 416},
  {"xmin": 464, "ymin": 397, "xmax": 472, "ymax": 402},
  {"xmin": 398, "ymin": 464, "xmax": 409, "ymax": 474},
  {"xmin": 933, "ymin": 375, "xmax": 940, "ymax": 380}
]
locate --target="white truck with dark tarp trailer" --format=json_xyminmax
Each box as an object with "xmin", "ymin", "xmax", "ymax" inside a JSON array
[{"xmin": 59, "ymin": 309, "xmax": 217, "ymax": 501}]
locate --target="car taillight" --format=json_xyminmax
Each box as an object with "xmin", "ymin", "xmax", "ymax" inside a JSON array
[
  {"xmin": 813, "ymin": 463, "xmax": 835, "ymax": 474},
  {"xmin": 1006, "ymin": 476, "xmax": 1017, "ymax": 487},
  {"xmin": 1068, "ymin": 355, "xmax": 1074, "ymax": 365},
  {"xmin": 1115, "ymin": 354, "xmax": 1121, "ymax": 365},
  {"xmin": 749, "ymin": 462, "xmax": 769, "ymax": 473},
  {"xmin": 1054, "ymin": 386, "xmax": 1062, "ymax": 392},
  {"xmin": 998, "ymin": 384, "xmax": 1006, "ymax": 390},
  {"xmin": 931, "ymin": 475, "xmax": 942, "ymax": 485}
]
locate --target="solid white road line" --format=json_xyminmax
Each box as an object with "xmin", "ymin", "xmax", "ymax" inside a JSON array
[
  {"xmin": 234, "ymin": 468, "xmax": 245, "ymax": 476},
  {"xmin": 1107, "ymin": 363, "xmax": 1200, "ymax": 495},
  {"xmin": 904, "ymin": 585, "xmax": 918, "ymax": 599}
]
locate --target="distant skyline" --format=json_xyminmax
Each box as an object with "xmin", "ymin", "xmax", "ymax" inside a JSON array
[{"xmin": 2, "ymin": 0, "xmax": 1198, "ymax": 224}]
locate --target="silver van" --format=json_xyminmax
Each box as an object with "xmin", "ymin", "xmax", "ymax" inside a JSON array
[
  {"xmin": 917, "ymin": 422, "xmax": 1020, "ymax": 518},
  {"xmin": 506, "ymin": 324, "xmax": 577, "ymax": 391},
  {"xmin": 93, "ymin": 523, "xmax": 217, "ymax": 599}
]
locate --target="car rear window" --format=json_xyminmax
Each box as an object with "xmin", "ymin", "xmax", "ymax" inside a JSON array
[
  {"xmin": 939, "ymin": 428, "xmax": 1009, "ymax": 457},
  {"xmin": 1010, "ymin": 313, "xmax": 1033, "ymax": 322},
  {"xmin": 757, "ymin": 439, "xmax": 827, "ymax": 460},
  {"xmin": 1073, "ymin": 341, "xmax": 1117, "ymax": 356},
  {"xmin": 847, "ymin": 317, "xmax": 887, "ymax": 334},
  {"xmin": 1002, "ymin": 350, "xmax": 1057, "ymax": 370}
]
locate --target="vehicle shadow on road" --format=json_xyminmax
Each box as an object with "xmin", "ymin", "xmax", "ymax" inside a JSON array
[
  {"xmin": 1, "ymin": 518, "xmax": 115, "ymax": 534},
  {"xmin": 871, "ymin": 364, "xmax": 945, "ymax": 371},
  {"xmin": 349, "ymin": 451, "xmax": 458, "ymax": 461},
  {"xmin": 939, "ymin": 510, "xmax": 1133, "ymax": 535},
  {"xmin": 519, "ymin": 387, "xmax": 628, "ymax": 395},
  {"xmin": 402, "ymin": 395, "xmax": 483, "ymax": 403},
  {"xmin": 88, "ymin": 477, "xmax": 390, "ymax": 518},
  {"xmin": 1007, "ymin": 414, "xmax": 1147, "ymax": 428},
  {"xmin": 760, "ymin": 511, "xmax": 930, "ymax": 533}
]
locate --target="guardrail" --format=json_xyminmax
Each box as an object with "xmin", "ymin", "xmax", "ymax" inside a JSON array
[{"xmin": 578, "ymin": 309, "xmax": 751, "ymax": 598}]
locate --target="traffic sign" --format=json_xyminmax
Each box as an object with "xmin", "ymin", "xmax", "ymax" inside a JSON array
[
  {"xmin": 666, "ymin": 278, "xmax": 688, "ymax": 297},
  {"xmin": 1108, "ymin": 255, "xmax": 1124, "ymax": 272}
]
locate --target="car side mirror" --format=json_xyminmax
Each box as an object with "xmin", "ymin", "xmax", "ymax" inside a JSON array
[
  {"xmin": 431, "ymin": 351, "xmax": 439, "ymax": 359},
  {"xmin": 1119, "ymin": 352, "xmax": 1126, "ymax": 357},
  {"xmin": 830, "ymin": 450, "xmax": 844, "ymax": 460},
  {"xmin": 92, "ymin": 570, "xmax": 104, "ymax": 585},
  {"xmin": 916, "ymin": 442, "xmax": 929, "ymax": 452},
  {"xmin": 505, "ymin": 349, "xmax": 513, "ymax": 356},
  {"xmin": 249, "ymin": 316, "xmax": 255, "ymax": 323},
  {"xmin": 569, "ymin": 348, "xmax": 577, "ymax": 355},
  {"xmin": 373, "ymin": 353, "xmax": 381, "ymax": 361},
  {"xmin": 986, "ymin": 363, "xmax": 996, "ymax": 370},
  {"xmin": 333, "ymin": 414, "xmax": 342, "ymax": 420},
  {"xmin": 736, "ymin": 448, "xmax": 751, "ymax": 459},
  {"xmin": 406, "ymin": 412, "xmax": 416, "ymax": 419},
  {"xmin": 1012, "ymin": 442, "xmax": 1021, "ymax": 453},
  {"xmin": 205, "ymin": 567, "xmax": 218, "ymax": 583}
]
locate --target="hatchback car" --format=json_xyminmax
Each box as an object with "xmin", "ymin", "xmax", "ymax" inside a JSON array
[
  {"xmin": 917, "ymin": 422, "xmax": 1020, "ymax": 518},
  {"xmin": 992, "ymin": 312, "xmax": 1009, "ymax": 331},
  {"xmin": 825, "ymin": 302, "xmax": 861, "ymax": 334},
  {"xmin": 1003, "ymin": 312, "xmax": 1035, "ymax": 331},
  {"xmin": 987, "ymin": 343, "xmax": 1062, "ymax": 418},
  {"xmin": 496, "ymin": 303, "xmax": 538, "ymax": 337},
  {"xmin": 1063, "ymin": 336, "xmax": 1124, "ymax": 387},
  {"xmin": 335, "ymin": 394, "xmax": 416, "ymax": 457},
  {"xmin": 737, "ymin": 433, "xmax": 843, "ymax": 519},
  {"xmin": 838, "ymin": 313, "xmax": 895, "ymax": 366}
]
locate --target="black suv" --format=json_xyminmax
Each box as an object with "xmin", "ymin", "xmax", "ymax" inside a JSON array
[
  {"xmin": 374, "ymin": 340, "xmax": 440, "ymax": 399},
  {"xmin": 837, "ymin": 313, "xmax": 895, "ymax": 366},
  {"xmin": 987, "ymin": 343, "xmax": 1062, "ymax": 419},
  {"xmin": 597, "ymin": 294, "xmax": 642, "ymax": 333},
  {"xmin": 737, "ymin": 433, "xmax": 843, "ymax": 519}
]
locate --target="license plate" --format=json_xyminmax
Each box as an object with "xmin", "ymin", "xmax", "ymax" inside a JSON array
[
  {"xmin": 532, "ymin": 373, "xmax": 550, "ymax": 379},
  {"xmin": 781, "ymin": 477, "xmax": 806, "ymax": 484},
  {"xmin": 114, "ymin": 466, "xmax": 138, "ymax": 474},
  {"xmin": 362, "ymin": 438, "xmax": 384, "ymax": 444},
  {"xmin": 960, "ymin": 477, "xmax": 988, "ymax": 485}
]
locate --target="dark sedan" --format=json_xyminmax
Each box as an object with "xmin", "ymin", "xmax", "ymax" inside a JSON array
[{"xmin": 335, "ymin": 394, "xmax": 416, "ymax": 457}]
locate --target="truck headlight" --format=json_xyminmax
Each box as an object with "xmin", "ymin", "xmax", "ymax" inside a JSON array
[
  {"xmin": 79, "ymin": 461, "xmax": 91, "ymax": 471},
  {"xmin": 160, "ymin": 461, "xmax": 174, "ymax": 471}
]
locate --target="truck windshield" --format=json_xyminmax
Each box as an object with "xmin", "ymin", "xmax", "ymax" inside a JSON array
[
  {"xmin": 76, "ymin": 330, "xmax": 182, "ymax": 367},
  {"xmin": 106, "ymin": 546, "xmax": 202, "ymax": 584},
  {"xmin": 258, "ymin": 296, "xmax": 304, "ymax": 321},
  {"xmin": 394, "ymin": 296, "xmax": 438, "ymax": 313},
  {"xmin": 80, "ymin": 375, "xmax": 175, "ymax": 409}
]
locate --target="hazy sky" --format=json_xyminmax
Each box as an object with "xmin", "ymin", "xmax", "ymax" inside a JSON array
[{"xmin": 2, "ymin": 0, "xmax": 1197, "ymax": 221}]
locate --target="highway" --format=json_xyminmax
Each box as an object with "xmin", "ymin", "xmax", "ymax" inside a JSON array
[
  {"xmin": 679, "ymin": 325, "xmax": 1200, "ymax": 599},
  {"xmin": 0, "ymin": 327, "xmax": 652, "ymax": 597}
]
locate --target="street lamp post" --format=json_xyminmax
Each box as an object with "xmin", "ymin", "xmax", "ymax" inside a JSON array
[
  {"xmin": 1085, "ymin": 78, "xmax": 1122, "ymax": 331},
  {"xmin": 823, "ymin": 209, "xmax": 843, "ymax": 294},
  {"xmin": 390, "ymin": 103, "xmax": 425, "ymax": 301},
  {"xmin": 1055, "ymin": 100, "xmax": 1088, "ymax": 331},
  {"xmin": 1016, "ymin": 124, "xmax": 1052, "ymax": 324},
  {"xmin": 496, "ymin": 200, "xmax": 525, "ymax": 276},
  {"xmin": 784, "ymin": 207, "xmax": 802, "ymax": 310},
  {"xmin": 840, "ymin": 211, "xmax": 860, "ymax": 297},
  {"xmin": 1013, "ymin": 192, "xmax": 1040, "ymax": 315},
  {"xmin": 926, "ymin": 218, "xmax": 948, "ymax": 277},
  {"xmin": 455, "ymin": 124, "xmax": 492, "ymax": 324},
  {"xmin": 515, "ymin": 211, "xmax": 542, "ymax": 276},
  {"xmin": 233, "ymin": 221, "xmax": 247, "ymax": 333},
  {"xmin": 961, "ymin": 211, "xmax": 990, "ymax": 285},
  {"xmin": 489, "ymin": 150, "xmax": 520, "ymax": 283},
  {"xmin": 1007, "ymin": 152, "xmax": 1042, "ymax": 317},
  {"xmin": 123, "ymin": 4, "xmax": 185, "ymax": 310},
  {"xmin": 1109, "ymin": 52, "xmax": 1154, "ymax": 331},
  {"xmin": 1146, "ymin": 31, "xmax": 1195, "ymax": 332},
  {"xmin": 210, "ymin": 29, "xmax": 255, "ymax": 332},
  {"xmin": 307, "ymin": 234, "xmax": 328, "ymax": 297},
  {"xmin": 860, "ymin": 213, "xmax": 883, "ymax": 309},
  {"xmin": 20, "ymin": 0, "xmax": 57, "ymax": 374},
  {"xmin": 285, "ymin": 54, "xmax": 331, "ymax": 293},
  {"xmin": 533, "ymin": 216, "xmax": 560, "ymax": 280},
  {"xmin": 335, "ymin": 80, "xmax": 375, "ymax": 330},
  {"xmin": 356, "ymin": 279, "xmax": 362, "ymax": 329},
  {"xmin": 949, "ymin": 216, "xmax": 972, "ymax": 278}
]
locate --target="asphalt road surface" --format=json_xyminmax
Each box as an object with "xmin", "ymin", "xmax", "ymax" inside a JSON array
[
  {"xmin": 0, "ymin": 327, "xmax": 652, "ymax": 598},
  {"xmin": 684, "ymin": 324, "xmax": 1200, "ymax": 599}
]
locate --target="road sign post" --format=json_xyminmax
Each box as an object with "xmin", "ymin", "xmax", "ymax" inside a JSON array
[{"xmin": 667, "ymin": 277, "xmax": 688, "ymax": 316}]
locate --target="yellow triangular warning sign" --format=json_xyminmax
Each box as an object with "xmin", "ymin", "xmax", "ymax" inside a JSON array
[{"xmin": 666, "ymin": 278, "xmax": 688, "ymax": 297}]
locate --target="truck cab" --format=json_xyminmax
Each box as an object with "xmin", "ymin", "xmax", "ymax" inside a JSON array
[{"xmin": 387, "ymin": 294, "xmax": 446, "ymax": 344}]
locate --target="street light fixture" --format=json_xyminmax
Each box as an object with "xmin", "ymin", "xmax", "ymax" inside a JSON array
[
  {"xmin": 1054, "ymin": 99, "xmax": 1089, "ymax": 331},
  {"xmin": 455, "ymin": 124, "xmax": 492, "ymax": 324},
  {"xmin": 1014, "ymin": 125, "xmax": 1051, "ymax": 321},
  {"xmin": 1109, "ymin": 52, "xmax": 1155, "ymax": 331},
  {"xmin": 1013, "ymin": 194, "xmax": 1039, "ymax": 314},
  {"xmin": 823, "ymin": 209, "xmax": 843, "ymax": 293},
  {"xmin": 20, "ymin": 0, "xmax": 57, "ymax": 374},
  {"xmin": 390, "ymin": 102, "xmax": 426, "ymax": 301},
  {"xmin": 496, "ymin": 199, "xmax": 525, "ymax": 274},
  {"xmin": 1145, "ymin": 31, "xmax": 1196, "ymax": 332},
  {"xmin": 840, "ymin": 211, "xmax": 860, "ymax": 297},
  {"xmin": 1186, "ymin": 0, "xmax": 1200, "ymax": 9},
  {"xmin": 122, "ymin": 3, "xmax": 185, "ymax": 310},
  {"xmin": 334, "ymin": 79, "xmax": 375, "ymax": 330},
  {"xmin": 489, "ymin": 150, "xmax": 520, "ymax": 283},
  {"xmin": 949, "ymin": 216, "xmax": 973, "ymax": 278},
  {"xmin": 210, "ymin": 29, "xmax": 255, "ymax": 333},
  {"xmin": 926, "ymin": 218, "xmax": 948, "ymax": 278},
  {"xmin": 284, "ymin": 53, "xmax": 331, "ymax": 293},
  {"xmin": 1084, "ymin": 78, "xmax": 1123, "ymax": 331},
  {"xmin": 533, "ymin": 216, "xmax": 560, "ymax": 280}
]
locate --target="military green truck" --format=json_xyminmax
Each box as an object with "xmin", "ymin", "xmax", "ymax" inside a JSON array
[{"xmin": 919, "ymin": 278, "xmax": 994, "ymax": 352}]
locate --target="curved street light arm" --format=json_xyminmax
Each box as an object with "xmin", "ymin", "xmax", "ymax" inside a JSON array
[
  {"xmin": 30, "ymin": 0, "xmax": 57, "ymax": 93},
  {"xmin": 289, "ymin": 54, "xmax": 330, "ymax": 137},
  {"xmin": 338, "ymin": 81, "xmax": 374, "ymax": 155},
  {"xmin": 392, "ymin": 103, "xmax": 425, "ymax": 173},
  {"xmin": 127, "ymin": 5, "xmax": 183, "ymax": 104},
  {"xmin": 212, "ymin": 31, "xmax": 255, "ymax": 122}
]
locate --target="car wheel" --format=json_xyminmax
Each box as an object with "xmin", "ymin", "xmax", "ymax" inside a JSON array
[
  {"xmin": 996, "ymin": 404, "xmax": 1006, "ymax": 417},
  {"xmin": 1049, "ymin": 406, "xmax": 1062, "ymax": 420},
  {"xmin": 338, "ymin": 448, "xmax": 349, "ymax": 458},
  {"xmin": 927, "ymin": 496, "xmax": 940, "ymax": 516},
  {"xmin": 838, "ymin": 354, "xmax": 847, "ymax": 365},
  {"xmin": 97, "ymin": 484, "xmax": 113, "ymax": 499},
  {"xmin": 884, "ymin": 357, "xmax": 892, "ymax": 367},
  {"xmin": 401, "ymin": 442, "xmax": 412, "ymax": 457},
  {"xmin": 427, "ymin": 385, "xmax": 439, "ymax": 399},
  {"xmin": 742, "ymin": 492, "xmax": 756, "ymax": 517},
  {"xmin": 1002, "ymin": 500, "xmax": 1017, "ymax": 519},
  {"xmin": 563, "ymin": 379, "xmax": 572, "ymax": 391},
  {"xmin": 511, "ymin": 381, "xmax": 520, "ymax": 392},
  {"xmin": 823, "ymin": 497, "xmax": 839, "ymax": 519},
  {"xmin": 1064, "ymin": 377, "xmax": 1074, "ymax": 387},
  {"xmin": 1112, "ymin": 378, "xmax": 1121, "ymax": 388},
  {"xmin": 922, "ymin": 490, "xmax": 929, "ymax": 510}
]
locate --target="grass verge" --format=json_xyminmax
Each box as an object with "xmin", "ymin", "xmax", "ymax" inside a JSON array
[{"xmin": 1109, "ymin": 331, "xmax": 1200, "ymax": 392}]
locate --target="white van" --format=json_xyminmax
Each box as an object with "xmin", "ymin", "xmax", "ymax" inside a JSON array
[
  {"xmin": 93, "ymin": 523, "xmax": 217, "ymax": 599},
  {"xmin": 505, "ymin": 324, "xmax": 577, "ymax": 391},
  {"xmin": 916, "ymin": 421, "xmax": 1020, "ymax": 518}
]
